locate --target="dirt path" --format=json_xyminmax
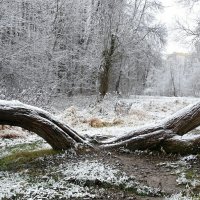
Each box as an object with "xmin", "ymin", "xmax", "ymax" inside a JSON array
[
  {"xmin": 0, "ymin": 131, "xmax": 199, "ymax": 200},
  {"xmin": 1, "ymin": 146, "xmax": 199, "ymax": 199},
  {"xmin": 88, "ymin": 150, "xmax": 199, "ymax": 199}
]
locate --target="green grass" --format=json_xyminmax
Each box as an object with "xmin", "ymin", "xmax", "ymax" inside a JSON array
[
  {"xmin": 0, "ymin": 149, "xmax": 61, "ymax": 171},
  {"xmin": 10, "ymin": 141, "xmax": 44, "ymax": 152},
  {"xmin": 0, "ymin": 140, "xmax": 46, "ymax": 158},
  {"xmin": 185, "ymin": 170, "xmax": 195, "ymax": 180}
]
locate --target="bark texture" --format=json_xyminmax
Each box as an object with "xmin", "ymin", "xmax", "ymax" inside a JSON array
[
  {"xmin": 0, "ymin": 100, "xmax": 89, "ymax": 150},
  {"xmin": 1, "ymin": 100, "xmax": 200, "ymax": 154},
  {"xmin": 99, "ymin": 102, "xmax": 200, "ymax": 154}
]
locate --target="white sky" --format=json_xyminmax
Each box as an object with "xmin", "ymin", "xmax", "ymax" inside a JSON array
[{"xmin": 157, "ymin": 0, "xmax": 198, "ymax": 54}]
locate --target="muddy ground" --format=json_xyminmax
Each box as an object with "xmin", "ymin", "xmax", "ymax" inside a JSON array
[
  {"xmin": 1, "ymin": 146, "xmax": 199, "ymax": 200},
  {"xmin": 76, "ymin": 150, "xmax": 199, "ymax": 200}
]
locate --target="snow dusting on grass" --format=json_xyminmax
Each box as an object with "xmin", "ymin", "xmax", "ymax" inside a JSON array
[
  {"xmin": 158, "ymin": 154, "xmax": 200, "ymax": 199},
  {"xmin": 0, "ymin": 155, "xmax": 161, "ymax": 199},
  {"xmin": 165, "ymin": 193, "xmax": 195, "ymax": 200},
  {"xmin": 0, "ymin": 171, "xmax": 95, "ymax": 199},
  {"xmin": 57, "ymin": 95, "xmax": 200, "ymax": 139},
  {"xmin": 0, "ymin": 171, "xmax": 27, "ymax": 199},
  {"xmin": 0, "ymin": 133, "xmax": 51, "ymax": 159}
]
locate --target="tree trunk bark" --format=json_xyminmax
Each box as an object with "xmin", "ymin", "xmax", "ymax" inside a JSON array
[
  {"xmin": 99, "ymin": 34, "xmax": 116, "ymax": 98},
  {"xmin": 0, "ymin": 100, "xmax": 90, "ymax": 150},
  {"xmin": 1, "ymin": 100, "xmax": 200, "ymax": 154},
  {"xmin": 99, "ymin": 102, "xmax": 200, "ymax": 154},
  {"xmin": 162, "ymin": 134, "xmax": 200, "ymax": 154}
]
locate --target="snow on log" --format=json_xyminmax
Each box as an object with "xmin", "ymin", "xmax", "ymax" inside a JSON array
[
  {"xmin": 100, "ymin": 102, "xmax": 200, "ymax": 153},
  {"xmin": 1, "ymin": 100, "xmax": 200, "ymax": 154},
  {"xmin": 100, "ymin": 130, "xmax": 175, "ymax": 151},
  {"xmin": 0, "ymin": 100, "xmax": 90, "ymax": 150},
  {"xmin": 162, "ymin": 134, "xmax": 200, "ymax": 154},
  {"xmin": 162, "ymin": 102, "xmax": 200, "ymax": 135}
]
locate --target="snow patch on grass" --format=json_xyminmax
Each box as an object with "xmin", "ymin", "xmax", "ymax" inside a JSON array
[
  {"xmin": 0, "ymin": 133, "xmax": 51, "ymax": 159},
  {"xmin": 0, "ymin": 171, "xmax": 95, "ymax": 199},
  {"xmin": 176, "ymin": 172, "xmax": 200, "ymax": 187},
  {"xmin": 165, "ymin": 193, "xmax": 194, "ymax": 200},
  {"xmin": 0, "ymin": 157, "xmax": 162, "ymax": 199},
  {"xmin": 0, "ymin": 171, "xmax": 28, "ymax": 199}
]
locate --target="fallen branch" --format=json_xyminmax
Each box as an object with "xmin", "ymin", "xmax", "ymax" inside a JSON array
[
  {"xmin": 0, "ymin": 100, "xmax": 90, "ymax": 150},
  {"xmin": 99, "ymin": 102, "xmax": 200, "ymax": 154}
]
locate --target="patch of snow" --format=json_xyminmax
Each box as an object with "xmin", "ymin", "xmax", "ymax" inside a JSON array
[
  {"xmin": 171, "ymin": 134, "xmax": 200, "ymax": 142},
  {"xmin": 181, "ymin": 155, "xmax": 197, "ymax": 162},
  {"xmin": 176, "ymin": 173, "xmax": 200, "ymax": 187},
  {"xmin": 0, "ymin": 133, "xmax": 50, "ymax": 159},
  {"xmin": 176, "ymin": 173, "xmax": 189, "ymax": 185},
  {"xmin": 165, "ymin": 192, "xmax": 195, "ymax": 200},
  {"xmin": 0, "ymin": 155, "xmax": 162, "ymax": 199},
  {"xmin": 0, "ymin": 171, "xmax": 28, "ymax": 199},
  {"xmin": 0, "ymin": 170, "xmax": 96, "ymax": 199},
  {"xmin": 58, "ymin": 159, "xmax": 129, "ymax": 184},
  {"xmin": 56, "ymin": 95, "xmax": 200, "ymax": 140}
]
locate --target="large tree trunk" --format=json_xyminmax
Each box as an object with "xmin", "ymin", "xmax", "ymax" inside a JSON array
[
  {"xmin": 99, "ymin": 34, "xmax": 117, "ymax": 98},
  {"xmin": 1, "ymin": 100, "xmax": 200, "ymax": 154},
  {"xmin": 99, "ymin": 102, "xmax": 200, "ymax": 154},
  {"xmin": 0, "ymin": 100, "xmax": 90, "ymax": 150}
]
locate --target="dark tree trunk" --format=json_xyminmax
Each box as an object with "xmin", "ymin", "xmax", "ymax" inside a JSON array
[
  {"xmin": 99, "ymin": 34, "xmax": 116, "ymax": 98},
  {"xmin": 115, "ymin": 70, "xmax": 122, "ymax": 95},
  {"xmin": 99, "ymin": 63, "xmax": 110, "ymax": 97},
  {"xmin": 0, "ymin": 100, "xmax": 90, "ymax": 150},
  {"xmin": 1, "ymin": 100, "xmax": 200, "ymax": 154},
  {"xmin": 99, "ymin": 102, "xmax": 200, "ymax": 154}
]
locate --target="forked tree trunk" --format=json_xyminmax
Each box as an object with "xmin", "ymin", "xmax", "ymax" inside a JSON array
[
  {"xmin": 1, "ymin": 100, "xmax": 200, "ymax": 154},
  {"xmin": 99, "ymin": 102, "xmax": 200, "ymax": 154}
]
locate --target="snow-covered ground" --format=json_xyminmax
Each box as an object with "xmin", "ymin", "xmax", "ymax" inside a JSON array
[
  {"xmin": 1, "ymin": 95, "xmax": 200, "ymax": 199},
  {"xmin": 58, "ymin": 95, "xmax": 200, "ymax": 139}
]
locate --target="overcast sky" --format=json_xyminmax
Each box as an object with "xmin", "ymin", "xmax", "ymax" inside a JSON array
[{"xmin": 158, "ymin": 0, "xmax": 198, "ymax": 54}]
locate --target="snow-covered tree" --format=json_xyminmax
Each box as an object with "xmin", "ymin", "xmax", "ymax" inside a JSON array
[{"xmin": 0, "ymin": 0, "xmax": 166, "ymax": 105}]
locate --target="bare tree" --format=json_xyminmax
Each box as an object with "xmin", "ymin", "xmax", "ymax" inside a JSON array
[
  {"xmin": 176, "ymin": 0, "xmax": 200, "ymax": 42},
  {"xmin": 96, "ymin": 0, "xmax": 166, "ymax": 98},
  {"xmin": 0, "ymin": 0, "xmax": 166, "ymax": 103}
]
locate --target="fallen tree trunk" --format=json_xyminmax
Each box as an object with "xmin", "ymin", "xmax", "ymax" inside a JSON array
[
  {"xmin": 0, "ymin": 100, "xmax": 90, "ymax": 150},
  {"xmin": 99, "ymin": 102, "xmax": 200, "ymax": 153},
  {"xmin": 162, "ymin": 134, "xmax": 200, "ymax": 154},
  {"xmin": 1, "ymin": 100, "xmax": 200, "ymax": 154}
]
